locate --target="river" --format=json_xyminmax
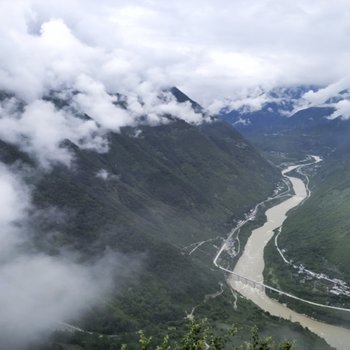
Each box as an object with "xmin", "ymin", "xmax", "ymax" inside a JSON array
[{"xmin": 228, "ymin": 158, "xmax": 350, "ymax": 349}]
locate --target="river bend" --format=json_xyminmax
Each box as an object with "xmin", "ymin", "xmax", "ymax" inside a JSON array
[{"xmin": 228, "ymin": 158, "xmax": 350, "ymax": 349}]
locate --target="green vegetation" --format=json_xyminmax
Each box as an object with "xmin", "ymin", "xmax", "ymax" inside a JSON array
[
  {"xmin": 34, "ymin": 284, "xmax": 332, "ymax": 349},
  {"xmin": 222, "ymin": 96, "xmax": 350, "ymax": 336},
  {"xmin": 35, "ymin": 318, "xmax": 331, "ymax": 350},
  {"xmin": 264, "ymin": 148, "xmax": 350, "ymax": 327},
  {"xmin": 130, "ymin": 320, "xmax": 293, "ymax": 350},
  {"xmin": 224, "ymin": 106, "xmax": 350, "ymax": 161},
  {"xmin": 0, "ymin": 114, "xmax": 332, "ymax": 348},
  {"xmin": 223, "ymin": 100, "xmax": 350, "ymax": 328},
  {"xmin": 24, "ymin": 120, "xmax": 281, "ymax": 335}
]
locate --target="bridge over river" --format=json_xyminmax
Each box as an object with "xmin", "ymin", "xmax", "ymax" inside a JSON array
[{"xmin": 227, "ymin": 269, "xmax": 350, "ymax": 313}]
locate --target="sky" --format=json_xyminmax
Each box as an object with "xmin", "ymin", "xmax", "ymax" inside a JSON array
[{"xmin": 1, "ymin": 0, "xmax": 350, "ymax": 105}]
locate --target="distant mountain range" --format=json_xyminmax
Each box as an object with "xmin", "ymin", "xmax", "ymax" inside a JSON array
[{"xmin": 220, "ymin": 84, "xmax": 350, "ymax": 157}]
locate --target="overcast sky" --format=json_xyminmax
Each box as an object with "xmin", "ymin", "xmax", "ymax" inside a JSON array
[{"xmin": 1, "ymin": 0, "xmax": 350, "ymax": 105}]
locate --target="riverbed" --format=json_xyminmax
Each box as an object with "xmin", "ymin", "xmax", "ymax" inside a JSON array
[{"xmin": 228, "ymin": 160, "xmax": 350, "ymax": 349}]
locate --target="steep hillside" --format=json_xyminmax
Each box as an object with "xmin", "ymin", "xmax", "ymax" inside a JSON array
[
  {"xmin": 221, "ymin": 85, "xmax": 350, "ymax": 332},
  {"xmin": 27, "ymin": 119, "xmax": 279, "ymax": 330},
  {"xmin": 264, "ymin": 147, "xmax": 350, "ymax": 327},
  {"xmin": 0, "ymin": 88, "xmax": 333, "ymax": 349}
]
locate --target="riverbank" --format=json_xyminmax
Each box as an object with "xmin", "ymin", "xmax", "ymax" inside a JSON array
[{"xmin": 227, "ymin": 159, "xmax": 350, "ymax": 349}]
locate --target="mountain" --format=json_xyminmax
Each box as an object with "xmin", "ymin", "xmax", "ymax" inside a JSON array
[
  {"xmin": 220, "ymin": 85, "xmax": 318, "ymax": 132},
  {"xmin": 0, "ymin": 88, "xmax": 332, "ymax": 349},
  {"xmin": 219, "ymin": 82, "xmax": 350, "ymax": 330},
  {"xmin": 264, "ymin": 144, "xmax": 350, "ymax": 328},
  {"xmin": 170, "ymin": 86, "xmax": 204, "ymax": 113},
  {"xmin": 220, "ymin": 85, "xmax": 350, "ymax": 159},
  {"xmin": 221, "ymin": 102, "xmax": 289, "ymax": 133},
  {"xmin": 30, "ymin": 119, "xmax": 280, "ymax": 336},
  {"xmin": 217, "ymin": 82, "xmax": 350, "ymax": 331}
]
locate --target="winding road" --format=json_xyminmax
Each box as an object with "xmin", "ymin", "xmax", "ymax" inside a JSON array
[{"xmin": 214, "ymin": 156, "xmax": 350, "ymax": 349}]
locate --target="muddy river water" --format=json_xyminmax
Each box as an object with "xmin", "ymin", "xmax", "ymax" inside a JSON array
[{"xmin": 228, "ymin": 162, "xmax": 350, "ymax": 349}]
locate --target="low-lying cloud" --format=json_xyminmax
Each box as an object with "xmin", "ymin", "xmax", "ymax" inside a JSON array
[
  {"xmin": 302, "ymin": 77, "xmax": 350, "ymax": 106},
  {"xmin": 329, "ymin": 100, "xmax": 350, "ymax": 120},
  {"xmin": 0, "ymin": 3, "xmax": 207, "ymax": 346},
  {"xmin": 0, "ymin": 86, "xmax": 205, "ymax": 168},
  {"xmin": 0, "ymin": 97, "xmax": 108, "ymax": 168},
  {"xmin": 293, "ymin": 77, "xmax": 350, "ymax": 119},
  {"xmin": 0, "ymin": 13, "xmax": 206, "ymax": 168},
  {"xmin": 2, "ymin": 0, "xmax": 350, "ymax": 162},
  {"xmin": 0, "ymin": 163, "xmax": 139, "ymax": 349}
]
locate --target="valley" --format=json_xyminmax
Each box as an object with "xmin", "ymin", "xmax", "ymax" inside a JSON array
[
  {"xmin": 2, "ymin": 87, "xmax": 345, "ymax": 350},
  {"xmin": 218, "ymin": 87, "xmax": 350, "ymax": 347},
  {"xmin": 2, "ymin": 2, "xmax": 350, "ymax": 350},
  {"xmin": 4, "ymin": 102, "xmax": 333, "ymax": 350},
  {"xmin": 214, "ymin": 156, "xmax": 350, "ymax": 348}
]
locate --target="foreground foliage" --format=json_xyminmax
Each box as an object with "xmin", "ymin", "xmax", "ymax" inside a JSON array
[
  {"xmin": 45, "ymin": 320, "xmax": 294, "ymax": 350},
  {"xmin": 128, "ymin": 320, "xmax": 293, "ymax": 350}
]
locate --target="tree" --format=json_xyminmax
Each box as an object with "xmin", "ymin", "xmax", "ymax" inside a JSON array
[{"xmin": 121, "ymin": 320, "xmax": 293, "ymax": 350}]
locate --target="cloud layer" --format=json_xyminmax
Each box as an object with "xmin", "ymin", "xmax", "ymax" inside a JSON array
[
  {"xmin": 0, "ymin": 163, "xmax": 140, "ymax": 348},
  {"xmin": 0, "ymin": 6, "xmax": 207, "ymax": 168},
  {"xmin": 1, "ymin": 0, "xmax": 350, "ymax": 134},
  {"xmin": 2, "ymin": 0, "xmax": 350, "ymax": 104}
]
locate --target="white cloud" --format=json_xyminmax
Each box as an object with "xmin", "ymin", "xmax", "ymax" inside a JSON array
[
  {"xmin": 329, "ymin": 100, "xmax": 350, "ymax": 120},
  {"xmin": 0, "ymin": 97, "xmax": 108, "ymax": 168},
  {"xmin": 2, "ymin": 0, "xmax": 350, "ymax": 105},
  {"xmin": 0, "ymin": 165, "xmax": 29, "ymax": 258},
  {"xmin": 208, "ymin": 87, "xmax": 270, "ymax": 114},
  {"xmin": 0, "ymin": 9, "xmax": 209, "ymax": 167},
  {"xmin": 73, "ymin": 74, "xmax": 135, "ymax": 132},
  {"xmin": 302, "ymin": 77, "xmax": 350, "ymax": 106},
  {"xmin": 96, "ymin": 168, "xmax": 109, "ymax": 180},
  {"xmin": 0, "ymin": 163, "xmax": 138, "ymax": 348}
]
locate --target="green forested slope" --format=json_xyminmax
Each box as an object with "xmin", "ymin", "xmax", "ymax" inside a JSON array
[
  {"xmin": 0, "ymin": 105, "xmax": 331, "ymax": 349},
  {"xmin": 28, "ymin": 120, "xmax": 280, "ymax": 332},
  {"xmin": 264, "ymin": 147, "xmax": 350, "ymax": 326}
]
